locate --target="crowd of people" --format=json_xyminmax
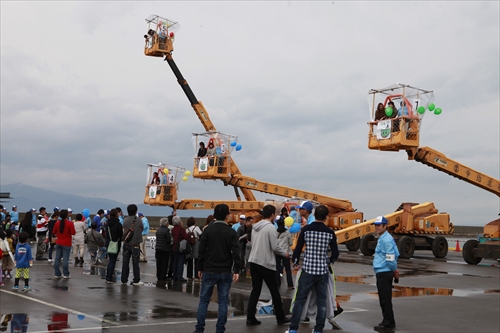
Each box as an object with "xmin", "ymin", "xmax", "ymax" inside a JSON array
[
  {"xmin": 0, "ymin": 201, "xmax": 400, "ymax": 333},
  {"xmin": 0, "ymin": 204, "xmax": 152, "ymax": 285}
]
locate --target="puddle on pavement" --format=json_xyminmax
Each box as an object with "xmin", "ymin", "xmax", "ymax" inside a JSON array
[
  {"xmin": 0, "ymin": 312, "xmax": 93, "ymax": 332},
  {"xmin": 336, "ymin": 275, "xmax": 371, "ymax": 284},
  {"xmin": 337, "ymin": 285, "xmax": 498, "ymax": 303},
  {"xmin": 391, "ymin": 286, "xmax": 454, "ymax": 297},
  {"xmin": 52, "ymin": 285, "xmax": 69, "ymax": 291},
  {"xmin": 484, "ymin": 289, "xmax": 500, "ymax": 294},
  {"xmin": 83, "ymin": 266, "xmax": 107, "ymax": 278}
]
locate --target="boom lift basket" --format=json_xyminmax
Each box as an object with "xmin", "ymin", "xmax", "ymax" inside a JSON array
[
  {"xmin": 367, "ymin": 84, "xmax": 434, "ymax": 151},
  {"xmin": 192, "ymin": 131, "xmax": 238, "ymax": 180},
  {"xmin": 144, "ymin": 15, "xmax": 179, "ymax": 57},
  {"xmin": 144, "ymin": 163, "xmax": 186, "ymax": 206}
]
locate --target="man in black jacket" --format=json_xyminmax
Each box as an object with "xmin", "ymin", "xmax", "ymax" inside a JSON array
[
  {"xmin": 155, "ymin": 217, "xmax": 172, "ymax": 282},
  {"xmin": 194, "ymin": 204, "xmax": 240, "ymax": 333}
]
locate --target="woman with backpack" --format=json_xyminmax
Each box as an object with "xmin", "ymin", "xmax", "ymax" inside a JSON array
[
  {"xmin": 170, "ymin": 216, "xmax": 195, "ymax": 282},
  {"xmin": 185, "ymin": 217, "xmax": 202, "ymax": 280}
]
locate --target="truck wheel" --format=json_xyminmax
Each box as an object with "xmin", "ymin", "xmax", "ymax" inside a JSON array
[
  {"xmin": 397, "ymin": 236, "xmax": 415, "ymax": 259},
  {"xmin": 345, "ymin": 238, "xmax": 361, "ymax": 251},
  {"xmin": 462, "ymin": 239, "xmax": 482, "ymax": 265},
  {"xmin": 360, "ymin": 234, "xmax": 375, "ymax": 256},
  {"xmin": 432, "ymin": 236, "xmax": 448, "ymax": 258}
]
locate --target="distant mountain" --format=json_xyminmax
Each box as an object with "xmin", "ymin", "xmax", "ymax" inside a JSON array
[
  {"xmin": 0, "ymin": 183, "xmax": 211, "ymax": 218},
  {"xmin": 0, "ymin": 183, "xmax": 125, "ymax": 213}
]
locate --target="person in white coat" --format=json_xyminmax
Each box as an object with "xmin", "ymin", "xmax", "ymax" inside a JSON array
[{"xmin": 72, "ymin": 214, "xmax": 86, "ymax": 266}]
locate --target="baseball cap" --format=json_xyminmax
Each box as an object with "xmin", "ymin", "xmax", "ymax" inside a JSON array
[
  {"xmin": 68, "ymin": 208, "xmax": 73, "ymax": 212},
  {"xmin": 12, "ymin": 205, "xmax": 17, "ymax": 209},
  {"xmin": 138, "ymin": 213, "xmax": 144, "ymax": 217},
  {"xmin": 239, "ymin": 214, "xmax": 246, "ymax": 219},
  {"xmin": 30, "ymin": 208, "xmax": 36, "ymax": 212},
  {"xmin": 372, "ymin": 216, "xmax": 388, "ymax": 225},
  {"xmin": 296, "ymin": 201, "xmax": 314, "ymax": 212},
  {"xmin": 54, "ymin": 207, "xmax": 60, "ymax": 211}
]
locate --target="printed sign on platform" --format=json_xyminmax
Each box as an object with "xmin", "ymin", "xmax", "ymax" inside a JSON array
[
  {"xmin": 199, "ymin": 157, "xmax": 208, "ymax": 172},
  {"xmin": 149, "ymin": 186, "xmax": 157, "ymax": 199},
  {"xmin": 376, "ymin": 120, "xmax": 392, "ymax": 140}
]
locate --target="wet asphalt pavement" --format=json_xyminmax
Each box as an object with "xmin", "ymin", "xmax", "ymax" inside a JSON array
[{"xmin": 1, "ymin": 242, "xmax": 499, "ymax": 333}]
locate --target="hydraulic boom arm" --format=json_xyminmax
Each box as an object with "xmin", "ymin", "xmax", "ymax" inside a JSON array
[
  {"xmin": 407, "ymin": 147, "xmax": 500, "ymax": 197},
  {"xmin": 228, "ymin": 174, "xmax": 355, "ymax": 212},
  {"xmin": 164, "ymin": 52, "xmax": 357, "ymax": 213},
  {"xmin": 164, "ymin": 53, "xmax": 256, "ymax": 202}
]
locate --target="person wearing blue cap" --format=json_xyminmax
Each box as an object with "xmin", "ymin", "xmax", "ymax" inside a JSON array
[
  {"xmin": 372, "ymin": 216, "xmax": 399, "ymax": 330},
  {"xmin": 139, "ymin": 213, "xmax": 149, "ymax": 262},
  {"xmin": 297, "ymin": 201, "xmax": 315, "ymax": 225},
  {"xmin": 10, "ymin": 206, "xmax": 19, "ymax": 224}
]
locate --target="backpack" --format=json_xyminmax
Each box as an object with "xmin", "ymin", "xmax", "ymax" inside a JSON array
[
  {"xmin": 177, "ymin": 230, "xmax": 193, "ymax": 257},
  {"xmin": 178, "ymin": 239, "xmax": 192, "ymax": 255},
  {"xmin": 0, "ymin": 247, "xmax": 3, "ymax": 260},
  {"xmin": 187, "ymin": 229, "xmax": 197, "ymax": 242}
]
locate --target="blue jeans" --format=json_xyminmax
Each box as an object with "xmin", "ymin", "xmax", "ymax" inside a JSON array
[
  {"xmin": 121, "ymin": 244, "xmax": 140, "ymax": 284},
  {"xmin": 195, "ymin": 272, "xmax": 232, "ymax": 333},
  {"xmin": 106, "ymin": 253, "xmax": 119, "ymax": 282},
  {"xmin": 290, "ymin": 271, "xmax": 328, "ymax": 332},
  {"xmin": 172, "ymin": 252, "xmax": 185, "ymax": 280},
  {"xmin": 54, "ymin": 245, "xmax": 72, "ymax": 277}
]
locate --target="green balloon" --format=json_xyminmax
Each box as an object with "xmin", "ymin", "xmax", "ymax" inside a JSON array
[
  {"xmin": 385, "ymin": 107, "xmax": 393, "ymax": 117},
  {"xmin": 417, "ymin": 106, "xmax": 426, "ymax": 114},
  {"xmin": 428, "ymin": 103, "xmax": 435, "ymax": 111},
  {"xmin": 434, "ymin": 108, "xmax": 442, "ymax": 115}
]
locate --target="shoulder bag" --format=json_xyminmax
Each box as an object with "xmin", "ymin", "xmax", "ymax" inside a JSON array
[
  {"xmin": 122, "ymin": 217, "xmax": 136, "ymax": 243},
  {"xmin": 107, "ymin": 226, "xmax": 119, "ymax": 254}
]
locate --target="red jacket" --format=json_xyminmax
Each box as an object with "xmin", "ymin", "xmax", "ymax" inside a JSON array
[
  {"xmin": 171, "ymin": 225, "xmax": 195, "ymax": 252},
  {"xmin": 52, "ymin": 220, "xmax": 76, "ymax": 246}
]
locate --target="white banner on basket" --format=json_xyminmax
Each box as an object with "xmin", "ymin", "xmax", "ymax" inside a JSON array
[
  {"xmin": 376, "ymin": 120, "xmax": 392, "ymax": 140},
  {"xmin": 198, "ymin": 157, "xmax": 209, "ymax": 172},
  {"xmin": 149, "ymin": 186, "xmax": 157, "ymax": 199}
]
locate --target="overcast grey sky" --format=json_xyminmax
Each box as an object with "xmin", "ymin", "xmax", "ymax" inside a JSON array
[{"xmin": 1, "ymin": 2, "xmax": 498, "ymax": 226}]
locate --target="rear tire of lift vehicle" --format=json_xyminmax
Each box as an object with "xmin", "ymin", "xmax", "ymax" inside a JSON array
[
  {"xmin": 345, "ymin": 238, "xmax": 361, "ymax": 251},
  {"xmin": 360, "ymin": 234, "xmax": 375, "ymax": 257},
  {"xmin": 397, "ymin": 236, "xmax": 415, "ymax": 259},
  {"xmin": 431, "ymin": 236, "xmax": 448, "ymax": 258},
  {"xmin": 462, "ymin": 239, "xmax": 482, "ymax": 265}
]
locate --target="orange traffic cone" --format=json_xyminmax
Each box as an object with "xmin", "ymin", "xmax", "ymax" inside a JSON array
[{"xmin": 455, "ymin": 240, "xmax": 461, "ymax": 252}]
